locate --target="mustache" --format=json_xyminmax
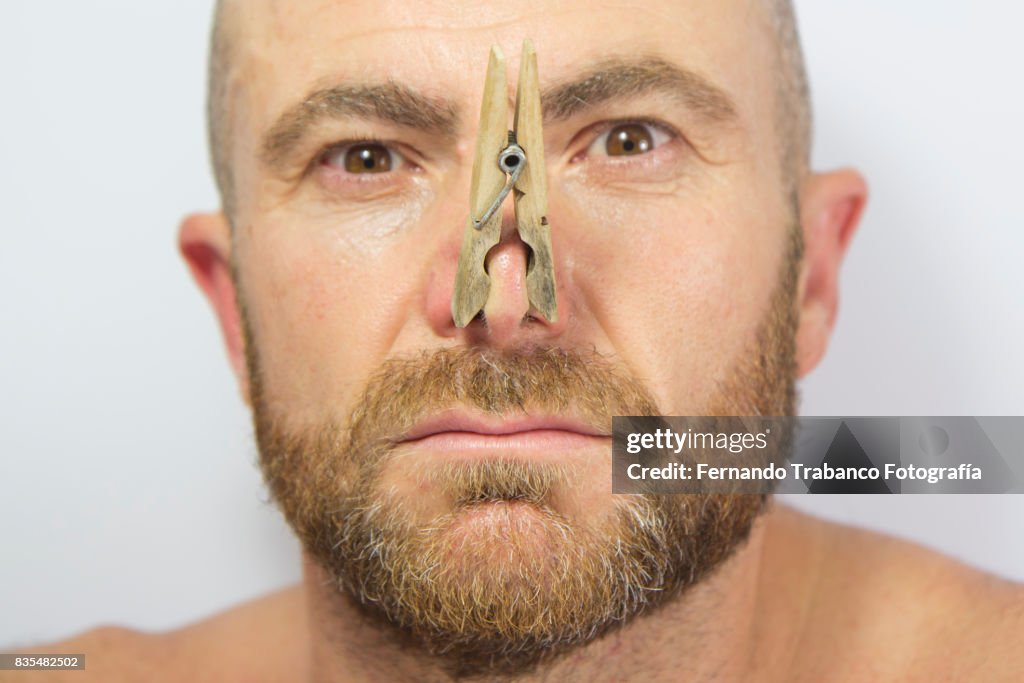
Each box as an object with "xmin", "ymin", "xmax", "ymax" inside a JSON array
[{"xmin": 344, "ymin": 346, "xmax": 661, "ymax": 449}]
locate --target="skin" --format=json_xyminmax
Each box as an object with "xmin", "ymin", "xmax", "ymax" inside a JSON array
[{"xmin": 9, "ymin": 0, "xmax": 1023, "ymax": 681}]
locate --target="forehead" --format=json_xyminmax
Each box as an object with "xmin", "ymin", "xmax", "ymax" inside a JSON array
[{"xmin": 231, "ymin": 0, "xmax": 777, "ymax": 135}]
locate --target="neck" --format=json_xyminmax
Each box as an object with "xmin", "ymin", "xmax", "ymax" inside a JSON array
[{"xmin": 299, "ymin": 509, "xmax": 800, "ymax": 683}]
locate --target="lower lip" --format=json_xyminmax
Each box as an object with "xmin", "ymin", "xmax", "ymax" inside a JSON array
[{"xmin": 399, "ymin": 429, "xmax": 607, "ymax": 454}]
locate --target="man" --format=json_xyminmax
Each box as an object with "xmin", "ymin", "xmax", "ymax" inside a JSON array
[{"xmin": 17, "ymin": 0, "xmax": 1022, "ymax": 680}]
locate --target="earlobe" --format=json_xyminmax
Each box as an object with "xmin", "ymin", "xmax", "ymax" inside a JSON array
[
  {"xmin": 794, "ymin": 169, "xmax": 868, "ymax": 377},
  {"xmin": 178, "ymin": 212, "xmax": 250, "ymax": 404}
]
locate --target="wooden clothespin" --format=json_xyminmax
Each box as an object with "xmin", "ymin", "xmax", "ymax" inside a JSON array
[{"xmin": 451, "ymin": 40, "xmax": 557, "ymax": 328}]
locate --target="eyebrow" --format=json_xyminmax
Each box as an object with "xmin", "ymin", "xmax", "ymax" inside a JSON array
[
  {"xmin": 540, "ymin": 57, "xmax": 739, "ymax": 125},
  {"xmin": 261, "ymin": 82, "xmax": 460, "ymax": 170}
]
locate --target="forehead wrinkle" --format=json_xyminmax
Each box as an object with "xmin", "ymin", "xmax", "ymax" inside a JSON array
[{"xmin": 268, "ymin": 3, "xmax": 682, "ymax": 40}]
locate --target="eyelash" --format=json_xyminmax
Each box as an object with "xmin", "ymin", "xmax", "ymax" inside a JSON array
[
  {"xmin": 314, "ymin": 139, "xmax": 416, "ymax": 180},
  {"xmin": 572, "ymin": 119, "xmax": 680, "ymax": 163}
]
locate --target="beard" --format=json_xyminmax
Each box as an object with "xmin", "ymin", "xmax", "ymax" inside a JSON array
[{"xmin": 243, "ymin": 230, "xmax": 801, "ymax": 676}]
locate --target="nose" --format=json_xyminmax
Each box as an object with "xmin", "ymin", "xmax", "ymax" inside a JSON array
[
  {"xmin": 425, "ymin": 197, "xmax": 568, "ymax": 347},
  {"xmin": 481, "ymin": 209, "xmax": 533, "ymax": 340}
]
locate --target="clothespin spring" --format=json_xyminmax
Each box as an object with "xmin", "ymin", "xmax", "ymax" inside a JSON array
[{"xmin": 472, "ymin": 132, "xmax": 527, "ymax": 230}]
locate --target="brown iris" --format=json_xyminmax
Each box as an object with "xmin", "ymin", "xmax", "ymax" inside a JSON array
[
  {"xmin": 343, "ymin": 144, "xmax": 392, "ymax": 173},
  {"xmin": 605, "ymin": 124, "xmax": 654, "ymax": 156}
]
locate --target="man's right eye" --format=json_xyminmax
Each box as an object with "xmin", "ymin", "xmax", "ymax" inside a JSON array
[{"xmin": 321, "ymin": 142, "xmax": 404, "ymax": 174}]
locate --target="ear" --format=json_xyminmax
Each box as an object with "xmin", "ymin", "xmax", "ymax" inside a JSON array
[
  {"xmin": 794, "ymin": 169, "xmax": 868, "ymax": 377},
  {"xmin": 178, "ymin": 212, "xmax": 250, "ymax": 404}
]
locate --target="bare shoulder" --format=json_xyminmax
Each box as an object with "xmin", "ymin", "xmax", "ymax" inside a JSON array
[
  {"xmin": 1, "ymin": 586, "xmax": 308, "ymax": 683},
  {"xmin": 1, "ymin": 627, "xmax": 148, "ymax": 683},
  {"xmin": 773, "ymin": 506, "xmax": 1024, "ymax": 681}
]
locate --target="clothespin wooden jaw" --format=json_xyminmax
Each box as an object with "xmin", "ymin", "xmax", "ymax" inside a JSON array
[{"xmin": 451, "ymin": 40, "xmax": 558, "ymax": 328}]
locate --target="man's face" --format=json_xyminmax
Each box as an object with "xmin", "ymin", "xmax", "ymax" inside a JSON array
[
  {"xmin": 212, "ymin": 0, "xmax": 808, "ymax": 672},
  {"xmin": 228, "ymin": 0, "xmax": 792, "ymax": 423}
]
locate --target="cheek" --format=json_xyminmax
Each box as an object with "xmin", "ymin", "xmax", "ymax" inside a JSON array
[
  {"xmin": 555, "ymin": 176, "xmax": 784, "ymax": 413},
  {"xmin": 236, "ymin": 200, "xmax": 435, "ymax": 421}
]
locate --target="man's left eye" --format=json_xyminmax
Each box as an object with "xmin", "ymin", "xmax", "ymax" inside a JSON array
[
  {"xmin": 587, "ymin": 122, "xmax": 672, "ymax": 158},
  {"xmin": 322, "ymin": 143, "xmax": 403, "ymax": 174}
]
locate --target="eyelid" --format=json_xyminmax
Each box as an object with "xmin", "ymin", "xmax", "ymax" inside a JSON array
[
  {"xmin": 581, "ymin": 119, "xmax": 678, "ymax": 159},
  {"xmin": 318, "ymin": 140, "xmax": 410, "ymax": 174}
]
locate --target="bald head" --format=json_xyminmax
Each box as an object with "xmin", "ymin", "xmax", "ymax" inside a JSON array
[
  {"xmin": 206, "ymin": 0, "xmax": 812, "ymax": 217},
  {"xmin": 768, "ymin": 0, "xmax": 812, "ymax": 188},
  {"xmin": 207, "ymin": 0, "xmax": 236, "ymax": 217}
]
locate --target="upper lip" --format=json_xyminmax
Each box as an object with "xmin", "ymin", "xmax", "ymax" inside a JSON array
[{"xmin": 399, "ymin": 410, "xmax": 608, "ymax": 443}]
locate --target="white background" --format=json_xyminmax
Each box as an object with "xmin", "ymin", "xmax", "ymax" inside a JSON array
[{"xmin": 1, "ymin": 2, "xmax": 1022, "ymax": 646}]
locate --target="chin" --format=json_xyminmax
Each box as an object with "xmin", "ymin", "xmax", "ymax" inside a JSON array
[{"xmin": 374, "ymin": 450, "xmax": 617, "ymax": 528}]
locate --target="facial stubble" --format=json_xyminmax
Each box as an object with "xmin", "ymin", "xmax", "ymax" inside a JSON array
[{"xmin": 243, "ymin": 229, "xmax": 800, "ymax": 674}]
